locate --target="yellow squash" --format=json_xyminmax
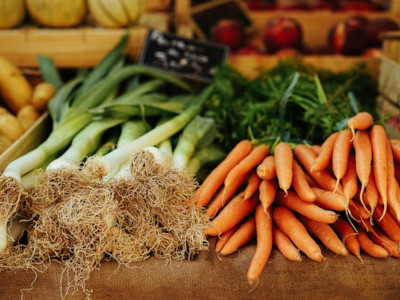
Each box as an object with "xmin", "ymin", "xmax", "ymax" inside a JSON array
[
  {"xmin": 0, "ymin": 0, "xmax": 25, "ymax": 29},
  {"xmin": 26, "ymin": 0, "xmax": 86, "ymax": 28},
  {"xmin": 88, "ymin": 0, "xmax": 145, "ymax": 28}
]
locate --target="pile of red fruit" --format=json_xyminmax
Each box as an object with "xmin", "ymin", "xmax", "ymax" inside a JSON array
[
  {"xmin": 329, "ymin": 15, "xmax": 399, "ymax": 55},
  {"xmin": 210, "ymin": 14, "xmax": 399, "ymax": 56}
]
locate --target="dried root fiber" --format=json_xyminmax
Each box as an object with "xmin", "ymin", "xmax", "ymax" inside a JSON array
[{"xmin": 0, "ymin": 149, "xmax": 210, "ymax": 299}]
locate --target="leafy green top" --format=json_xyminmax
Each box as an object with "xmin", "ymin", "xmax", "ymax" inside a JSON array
[{"xmin": 203, "ymin": 59, "xmax": 378, "ymax": 151}]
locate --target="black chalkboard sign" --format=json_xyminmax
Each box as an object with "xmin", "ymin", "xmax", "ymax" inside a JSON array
[
  {"xmin": 138, "ymin": 29, "xmax": 229, "ymax": 82},
  {"xmin": 189, "ymin": 0, "xmax": 255, "ymax": 39}
]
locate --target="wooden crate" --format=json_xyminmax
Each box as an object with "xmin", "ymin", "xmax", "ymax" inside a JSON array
[
  {"xmin": 377, "ymin": 55, "xmax": 400, "ymax": 139},
  {"xmin": 382, "ymin": 31, "xmax": 400, "ymax": 64},
  {"xmin": 0, "ymin": 113, "xmax": 50, "ymax": 171},
  {"xmin": 0, "ymin": 12, "xmax": 170, "ymax": 68},
  {"xmin": 175, "ymin": 0, "xmax": 399, "ymax": 75},
  {"xmin": 248, "ymin": 10, "xmax": 400, "ymax": 50}
]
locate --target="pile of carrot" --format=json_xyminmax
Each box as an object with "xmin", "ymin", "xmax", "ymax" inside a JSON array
[{"xmin": 195, "ymin": 111, "xmax": 400, "ymax": 286}]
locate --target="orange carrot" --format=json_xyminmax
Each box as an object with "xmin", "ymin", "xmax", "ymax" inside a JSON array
[
  {"xmin": 354, "ymin": 212, "xmax": 374, "ymax": 236},
  {"xmin": 215, "ymin": 226, "xmax": 238, "ymax": 253},
  {"xmin": 256, "ymin": 155, "xmax": 276, "ymax": 180},
  {"xmin": 332, "ymin": 129, "xmax": 353, "ymax": 192},
  {"xmin": 349, "ymin": 199, "xmax": 370, "ymax": 220},
  {"xmin": 300, "ymin": 215, "xmax": 348, "ymax": 256},
  {"xmin": 342, "ymin": 154, "xmax": 358, "ymax": 208},
  {"xmin": 390, "ymin": 139, "xmax": 400, "ymax": 162},
  {"xmin": 220, "ymin": 215, "xmax": 256, "ymax": 255},
  {"xmin": 347, "ymin": 111, "xmax": 374, "ymax": 138},
  {"xmin": 331, "ymin": 217, "xmax": 362, "ymax": 262},
  {"xmin": 353, "ymin": 130, "xmax": 372, "ymax": 209},
  {"xmin": 224, "ymin": 144, "xmax": 269, "ymax": 191},
  {"xmin": 195, "ymin": 139, "xmax": 253, "ymax": 207},
  {"xmin": 276, "ymin": 190, "xmax": 338, "ymax": 224},
  {"xmin": 373, "ymin": 204, "xmax": 400, "ymax": 242},
  {"xmin": 312, "ymin": 187, "xmax": 347, "ymax": 211},
  {"xmin": 385, "ymin": 138, "xmax": 400, "ymax": 222},
  {"xmin": 294, "ymin": 144, "xmax": 343, "ymax": 193},
  {"xmin": 243, "ymin": 171, "xmax": 261, "ymax": 200},
  {"xmin": 370, "ymin": 124, "xmax": 388, "ymax": 220},
  {"xmin": 292, "ymin": 160, "xmax": 316, "ymax": 202},
  {"xmin": 310, "ymin": 131, "xmax": 339, "ymax": 173},
  {"xmin": 365, "ymin": 172, "xmax": 379, "ymax": 223},
  {"xmin": 356, "ymin": 229, "xmax": 389, "ymax": 258},
  {"xmin": 273, "ymin": 226, "xmax": 302, "ymax": 262},
  {"xmin": 311, "ymin": 144, "xmax": 321, "ymax": 155},
  {"xmin": 274, "ymin": 142, "xmax": 293, "ymax": 193},
  {"xmin": 205, "ymin": 170, "xmax": 250, "ymax": 218},
  {"xmin": 258, "ymin": 179, "xmax": 277, "ymax": 215},
  {"xmin": 369, "ymin": 227, "xmax": 400, "ymax": 258},
  {"xmin": 272, "ymin": 206, "xmax": 324, "ymax": 262},
  {"xmin": 247, "ymin": 204, "xmax": 273, "ymax": 286},
  {"xmin": 204, "ymin": 192, "xmax": 258, "ymax": 236}
]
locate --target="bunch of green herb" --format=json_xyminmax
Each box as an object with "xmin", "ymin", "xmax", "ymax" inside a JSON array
[{"xmin": 203, "ymin": 59, "xmax": 378, "ymax": 151}]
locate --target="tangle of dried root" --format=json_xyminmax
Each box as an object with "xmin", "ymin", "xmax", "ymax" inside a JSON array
[
  {"xmin": 110, "ymin": 149, "xmax": 210, "ymax": 261},
  {"xmin": 0, "ymin": 175, "xmax": 25, "ymax": 225},
  {"xmin": 21, "ymin": 168, "xmax": 105, "ymax": 217},
  {"xmin": 27, "ymin": 185, "xmax": 118, "ymax": 299},
  {"xmin": 0, "ymin": 150, "xmax": 210, "ymax": 299}
]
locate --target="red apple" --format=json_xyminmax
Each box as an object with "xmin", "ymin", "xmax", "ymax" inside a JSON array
[
  {"xmin": 348, "ymin": 14, "xmax": 370, "ymax": 27},
  {"xmin": 366, "ymin": 18, "xmax": 400, "ymax": 47},
  {"xmin": 211, "ymin": 19, "xmax": 246, "ymax": 50},
  {"xmin": 328, "ymin": 17, "xmax": 368, "ymax": 55},
  {"xmin": 262, "ymin": 17, "xmax": 303, "ymax": 53}
]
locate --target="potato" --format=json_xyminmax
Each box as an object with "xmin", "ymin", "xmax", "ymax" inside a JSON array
[
  {"xmin": 0, "ymin": 134, "xmax": 13, "ymax": 155},
  {"xmin": 0, "ymin": 111, "xmax": 24, "ymax": 142},
  {"xmin": 17, "ymin": 104, "xmax": 40, "ymax": 131},
  {"xmin": 0, "ymin": 56, "xmax": 33, "ymax": 114},
  {"xmin": 31, "ymin": 82, "xmax": 55, "ymax": 112}
]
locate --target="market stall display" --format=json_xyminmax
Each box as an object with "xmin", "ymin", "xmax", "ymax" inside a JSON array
[{"xmin": 0, "ymin": 1, "xmax": 400, "ymax": 299}]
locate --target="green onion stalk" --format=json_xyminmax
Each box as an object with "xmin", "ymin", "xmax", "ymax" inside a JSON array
[
  {"xmin": 83, "ymin": 85, "xmax": 214, "ymax": 181},
  {"xmin": 46, "ymin": 118, "xmax": 127, "ymax": 171},
  {"xmin": 108, "ymin": 119, "xmax": 150, "ymax": 180},
  {"xmin": 3, "ymin": 66, "xmax": 193, "ymax": 184},
  {"xmin": 172, "ymin": 115, "xmax": 216, "ymax": 169},
  {"xmin": 187, "ymin": 144, "xmax": 226, "ymax": 175},
  {"xmin": 0, "ymin": 39, "xmax": 194, "ymax": 253}
]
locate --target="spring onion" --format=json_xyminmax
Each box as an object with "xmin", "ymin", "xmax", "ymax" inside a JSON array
[
  {"xmin": 46, "ymin": 118, "xmax": 127, "ymax": 171},
  {"xmin": 172, "ymin": 116, "xmax": 216, "ymax": 169},
  {"xmin": 83, "ymin": 85, "xmax": 214, "ymax": 180},
  {"xmin": 187, "ymin": 144, "xmax": 226, "ymax": 175}
]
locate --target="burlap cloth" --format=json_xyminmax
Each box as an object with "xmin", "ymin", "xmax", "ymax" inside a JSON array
[{"xmin": 0, "ymin": 237, "xmax": 399, "ymax": 300}]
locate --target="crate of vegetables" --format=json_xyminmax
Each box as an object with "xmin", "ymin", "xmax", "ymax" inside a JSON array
[
  {"xmin": 0, "ymin": 0, "xmax": 171, "ymax": 68},
  {"xmin": 2, "ymin": 33, "xmax": 400, "ymax": 300},
  {"xmin": 0, "ymin": 55, "xmax": 54, "ymax": 164},
  {"xmin": 175, "ymin": 0, "xmax": 400, "ymax": 77},
  {"xmin": 375, "ymin": 35, "xmax": 400, "ymax": 139}
]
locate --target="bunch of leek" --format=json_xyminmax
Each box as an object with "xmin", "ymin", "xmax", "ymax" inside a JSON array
[{"xmin": 0, "ymin": 33, "xmax": 201, "ymax": 253}]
